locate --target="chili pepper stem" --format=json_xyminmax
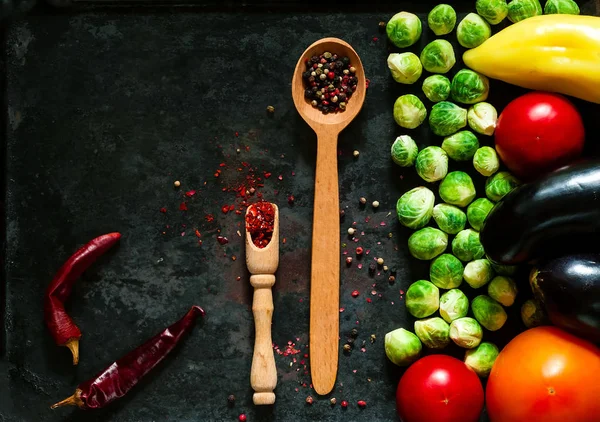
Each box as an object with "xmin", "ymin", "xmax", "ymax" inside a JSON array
[
  {"xmin": 65, "ymin": 338, "xmax": 79, "ymax": 365},
  {"xmin": 50, "ymin": 389, "xmax": 85, "ymax": 410}
]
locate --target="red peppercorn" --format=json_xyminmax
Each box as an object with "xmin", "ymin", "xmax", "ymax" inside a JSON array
[
  {"xmin": 322, "ymin": 101, "xmax": 329, "ymax": 106},
  {"xmin": 313, "ymin": 63, "xmax": 318, "ymax": 69},
  {"xmin": 238, "ymin": 414, "xmax": 247, "ymax": 422},
  {"xmin": 356, "ymin": 246, "xmax": 364, "ymax": 256},
  {"xmin": 351, "ymin": 290, "xmax": 359, "ymax": 298},
  {"xmin": 341, "ymin": 400, "xmax": 348, "ymax": 408},
  {"xmin": 357, "ymin": 400, "xmax": 367, "ymax": 408},
  {"xmin": 328, "ymin": 71, "xmax": 335, "ymax": 80},
  {"xmin": 346, "ymin": 256, "xmax": 353, "ymax": 265}
]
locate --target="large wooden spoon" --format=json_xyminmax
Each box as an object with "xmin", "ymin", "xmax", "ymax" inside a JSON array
[{"xmin": 291, "ymin": 38, "xmax": 366, "ymax": 395}]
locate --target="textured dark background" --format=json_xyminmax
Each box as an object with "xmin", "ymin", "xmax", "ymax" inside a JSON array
[{"xmin": 1, "ymin": 1, "xmax": 600, "ymax": 421}]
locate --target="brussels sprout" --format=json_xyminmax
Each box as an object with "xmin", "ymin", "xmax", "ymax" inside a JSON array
[
  {"xmin": 521, "ymin": 298, "xmax": 548, "ymax": 328},
  {"xmin": 408, "ymin": 227, "xmax": 448, "ymax": 260},
  {"xmin": 450, "ymin": 69, "xmax": 490, "ymax": 105},
  {"xmin": 433, "ymin": 204, "xmax": 467, "ymax": 235},
  {"xmin": 485, "ymin": 171, "xmax": 520, "ymax": 202},
  {"xmin": 472, "ymin": 295, "xmax": 507, "ymax": 331},
  {"xmin": 416, "ymin": 146, "xmax": 449, "ymax": 183},
  {"xmin": 396, "ymin": 187, "xmax": 435, "ymax": 230},
  {"xmin": 406, "ymin": 280, "xmax": 440, "ymax": 318},
  {"xmin": 473, "ymin": 146, "xmax": 500, "ymax": 177},
  {"xmin": 464, "ymin": 259, "xmax": 495, "ymax": 289},
  {"xmin": 476, "ymin": 0, "xmax": 509, "ymax": 24},
  {"xmin": 464, "ymin": 342, "xmax": 499, "ymax": 377},
  {"xmin": 440, "ymin": 289, "xmax": 469, "ymax": 323},
  {"xmin": 385, "ymin": 328, "xmax": 422, "ymax": 366},
  {"xmin": 488, "ymin": 276, "xmax": 518, "ymax": 307},
  {"xmin": 544, "ymin": 0, "xmax": 580, "ymax": 14},
  {"xmin": 456, "ymin": 13, "xmax": 492, "ymax": 49},
  {"xmin": 491, "ymin": 262, "xmax": 518, "ymax": 276},
  {"xmin": 422, "ymin": 75, "xmax": 451, "ymax": 103},
  {"xmin": 394, "ymin": 94, "xmax": 428, "ymax": 129},
  {"xmin": 439, "ymin": 171, "xmax": 476, "ymax": 208},
  {"xmin": 467, "ymin": 198, "xmax": 494, "ymax": 231},
  {"xmin": 427, "ymin": 4, "xmax": 457, "ymax": 36},
  {"xmin": 430, "ymin": 254, "xmax": 464, "ymax": 289},
  {"xmin": 467, "ymin": 102, "xmax": 498, "ymax": 136},
  {"xmin": 391, "ymin": 135, "xmax": 419, "ymax": 167},
  {"xmin": 441, "ymin": 130, "xmax": 480, "ymax": 161},
  {"xmin": 450, "ymin": 317, "xmax": 483, "ymax": 349},
  {"xmin": 507, "ymin": 0, "xmax": 542, "ymax": 23},
  {"xmin": 452, "ymin": 229, "xmax": 485, "ymax": 262},
  {"xmin": 387, "ymin": 52, "xmax": 423, "ymax": 85},
  {"xmin": 429, "ymin": 101, "xmax": 468, "ymax": 137},
  {"xmin": 420, "ymin": 40, "xmax": 456, "ymax": 74},
  {"xmin": 386, "ymin": 11, "xmax": 423, "ymax": 48},
  {"xmin": 414, "ymin": 317, "xmax": 451, "ymax": 349}
]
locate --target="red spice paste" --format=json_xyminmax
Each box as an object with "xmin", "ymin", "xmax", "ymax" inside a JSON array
[{"xmin": 246, "ymin": 201, "xmax": 275, "ymax": 248}]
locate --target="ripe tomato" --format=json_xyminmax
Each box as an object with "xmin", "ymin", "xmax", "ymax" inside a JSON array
[
  {"xmin": 486, "ymin": 326, "xmax": 600, "ymax": 422},
  {"xmin": 396, "ymin": 355, "xmax": 484, "ymax": 422},
  {"xmin": 494, "ymin": 92, "xmax": 585, "ymax": 181}
]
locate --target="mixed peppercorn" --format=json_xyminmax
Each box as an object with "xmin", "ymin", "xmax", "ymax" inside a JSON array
[{"xmin": 302, "ymin": 52, "xmax": 358, "ymax": 114}]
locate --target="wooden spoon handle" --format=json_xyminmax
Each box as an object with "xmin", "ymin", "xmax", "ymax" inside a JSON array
[
  {"xmin": 310, "ymin": 132, "xmax": 340, "ymax": 395},
  {"xmin": 250, "ymin": 274, "xmax": 277, "ymax": 405}
]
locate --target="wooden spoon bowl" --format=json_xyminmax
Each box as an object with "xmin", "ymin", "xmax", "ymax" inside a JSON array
[{"xmin": 291, "ymin": 38, "xmax": 366, "ymax": 396}]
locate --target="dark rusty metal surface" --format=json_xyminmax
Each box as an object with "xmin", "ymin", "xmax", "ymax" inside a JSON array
[{"xmin": 1, "ymin": 1, "xmax": 599, "ymax": 421}]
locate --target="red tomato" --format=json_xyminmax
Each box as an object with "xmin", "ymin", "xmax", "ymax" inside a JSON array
[
  {"xmin": 396, "ymin": 355, "xmax": 484, "ymax": 422},
  {"xmin": 494, "ymin": 92, "xmax": 585, "ymax": 181},
  {"xmin": 486, "ymin": 326, "xmax": 600, "ymax": 422}
]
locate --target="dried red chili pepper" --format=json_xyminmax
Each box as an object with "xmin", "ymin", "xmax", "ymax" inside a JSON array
[
  {"xmin": 50, "ymin": 305, "xmax": 205, "ymax": 410},
  {"xmin": 44, "ymin": 233, "xmax": 121, "ymax": 365},
  {"xmin": 245, "ymin": 201, "xmax": 275, "ymax": 248}
]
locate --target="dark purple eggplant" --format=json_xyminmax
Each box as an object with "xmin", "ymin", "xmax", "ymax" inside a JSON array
[
  {"xmin": 480, "ymin": 160, "xmax": 600, "ymax": 265},
  {"xmin": 530, "ymin": 254, "xmax": 600, "ymax": 343}
]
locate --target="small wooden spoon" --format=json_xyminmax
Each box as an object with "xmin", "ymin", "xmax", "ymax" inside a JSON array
[
  {"xmin": 291, "ymin": 38, "xmax": 366, "ymax": 395},
  {"xmin": 245, "ymin": 204, "xmax": 279, "ymax": 405}
]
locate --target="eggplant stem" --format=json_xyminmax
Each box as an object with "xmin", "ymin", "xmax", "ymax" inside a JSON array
[
  {"xmin": 50, "ymin": 389, "xmax": 85, "ymax": 410},
  {"xmin": 65, "ymin": 338, "xmax": 79, "ymax": 365}
]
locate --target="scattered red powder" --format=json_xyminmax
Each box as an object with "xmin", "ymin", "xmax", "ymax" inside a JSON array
[
  {"xmin": 179, "ymin": 202, "xmax": 188, "ymax": 211},
  {"xmin": 205, "ymin": 214, "xmax": 214, "ymax": 222},
  {"xmin": 160, "ymin": 207, "xmax": 167, "ymax": 214},
  {"xmin": 185, "ymin": 190, "xmax": 196, "ymax": 197}
]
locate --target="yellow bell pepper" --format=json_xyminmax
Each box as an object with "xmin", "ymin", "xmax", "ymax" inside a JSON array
[{"xmin": 463, "ymin": 14, "xmax": 600, "ymax": 104}]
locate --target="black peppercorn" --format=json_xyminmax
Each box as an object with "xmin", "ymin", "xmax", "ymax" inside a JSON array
[
  {"xmin": 340, "ymin": 209, "xmax": 345, "ymax": 219},
  {"xmin": 302, "ymin": 71, "xmax": 311, "ymax": 79},
  {"xmin": 350, "ymin": 328, "xmax": 358, "ymax": 338},
  {"xmin": 342, "ymin": 56, "xmax": 350, "ymax": 65},
  {"xmin": 346, "ymin": 337, "xmax": 354, "ymax": 346},
  {"xmin": 304, "ymin": 89, "xmax": 313, "ymax": 98},
  {"xmin": 227, "ymin": 395, "xmax": 236, "ymax": 406},
  {"xmin": 338, "ymin": 93, "xmax": 347, "ymax": 102},
  {"xmin": 369, "ymin": 263, "xmax": 376, "ymax": 275},
  {"xmin": 311, "ymin": 55, "xmax": 319, "ymax": 63}
]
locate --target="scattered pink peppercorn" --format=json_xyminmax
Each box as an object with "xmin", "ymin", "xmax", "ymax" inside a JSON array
[
  {"xmin": 356, "ymin": 246, "xmax": 364, "ymax": 256},
  {"xmin": 238, "ymin": 414, "xmax": 247, "ymax": 422},
  {"xmin": 346, "ymin": 256, "xmax": 353, "ymax": 265},
  {"xmin": 357, "ymin": 400, "xmax": 367, "ymax": 408},
  {"xmin": 351, "ymin": 290, "xmax": 360, "ymax": 298},
  {"xmin": 341, "ymin": 400, "xmax": 348, "ymax": 409},
  {"xmin": 306, "ymin": 396, "xmax": 314, "ymax": 405}
]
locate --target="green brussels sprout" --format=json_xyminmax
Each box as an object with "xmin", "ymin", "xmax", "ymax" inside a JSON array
[
  {"xmin": 406, "ymin": 280, "xmax": 440, "ymax": 318},
  {"xmin": 473, "ymin": 146, "xmax": 500, "ymax": 177},
  {"xmin": 422, "ymin": 75, "xmax": 451, "ymax": 103},
  {"xmin": 420, "ymin": 40, "xmax": 456, "ymax": 74},
  {"xmin": 429, "ymin": 101, "xmax": 468, "ymax": 137},
  {"xmin": 452, "ymin": 229, "xmax": 485, "ymax": 262},
  {"xmin": 521, "ymin": 298, "xmax": 548, "ymax": 328},
  {"xmin": 464, "ymin": 259, "xmax": 495, "ymax": 289},
  {"xmin": 450, "ymin": 317, "xmax": 483, "ymax": 349},
  {"xmin": 457, "ymin": 13, "xmax": 492, "ymax": 49},
  {"xmin": 387, "ymin": 52, "xmax": 423, "ymax": 84},
  {"xmin": 464, "ymin": 342, "xmax": 499, "ymax": 377},
  {"xmin": 476, "ymin": 0, "xmax": 509, "ymax": 24},
  {"xmin": 396, "ymin": 187, "xmax": 435, "ymax": 230},
  {"xmin": 386, "ymin": 11, "xmax": 423, "ymax": 48},
  {"xmin": 488, "ymin": 276, "xmax": 518, "ymax": 307},
  {"xmin": 472, "ymin": 295, "xmax": 508, "ymax": 331},
  {"xmin": 391, "ymin": 135, "xmax": 419, "ymax": 167},
  {"xmin": 544, "ymin": 0, "xmax": 580, "ymax": 14},
  {"xmin": 467, "ymin": 102, "xmax": 498, "ymax": 136},
  {"xmin": 491, "ymin": 262, "xmax": 518, "ymax": 276},
  {"xmin": 414, "ymin": 317, "xmax": 451, "ymax": 349},
  {"xmin": 439, "ymin": 171, "xmax": 476, "ymax": 208},
  {"xmin": 430, "ymin": 254, "xmax": 464, "ymax": 289},
  {"xmin": 416, "ymin": 146, "xmax": 449, "ymax": 183},
  {"xmin": 433, "ymin": 204, "xmax": 467, "ymax": 235},
  {"xmin": 451, "ymin": 69, "xmax": 490, "ymax": 105},
  {"xmin": 385, "ymin": 328, "xmax": 422, "ymax": 366},
  {"xmin": 441, "ymin": 130, "xmax": 480, "ymax": 161},
  {"xmin": 408, "ymin": 227, "xmax": 448, "ymax": 260},
  {"xmin": 427, "ymin": 4, "xmax": 457, "ymax": 36},
  {"xmin": 440, "ymin": 289, "xmax": 469, "ymax": 323},
  {"xmin": 507, "ymin": 0, "xmax": 543, "ymax": 23},
  {"xmin": 467, "ymin": 198, "xmax": 494, "ymax": 231},
  {"xmin": 485, "ymin": 171, "xmax": 520, "ymax": 202},
  {"xmin": 393, "ymin": 94, "xmax": 428, "ymax": 129}
]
